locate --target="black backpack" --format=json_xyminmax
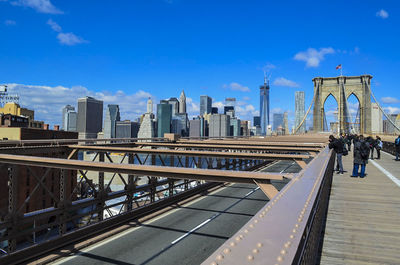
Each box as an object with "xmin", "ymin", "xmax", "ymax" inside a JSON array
[{"xmin": 360, "ymin": 142, "xmax": 370, "ymax": 160}]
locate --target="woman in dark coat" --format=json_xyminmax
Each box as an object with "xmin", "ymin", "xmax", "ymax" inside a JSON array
[{"xmin": 352, "ymin": 135, "xmax": 369, "ymax": 178}]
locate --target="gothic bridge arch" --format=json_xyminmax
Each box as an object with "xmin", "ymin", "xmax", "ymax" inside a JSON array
[{"xmin": 313, "ymin": 75, "xmax": 372, "ymax": 134}]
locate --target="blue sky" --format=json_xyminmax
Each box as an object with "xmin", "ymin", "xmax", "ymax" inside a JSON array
[{"xmin": 1, "ymin": 0, "xmax": 400, "ymax": 128}]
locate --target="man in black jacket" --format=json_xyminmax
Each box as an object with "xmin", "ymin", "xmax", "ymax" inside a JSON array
[{"xmin": 328, "ymin": 135, "xmax": 344, "ymax": 175}]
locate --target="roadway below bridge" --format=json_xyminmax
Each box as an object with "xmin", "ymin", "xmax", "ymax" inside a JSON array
[{"xmin": 47, "ymin": 160, "xmax": 301, "ymax": 265}]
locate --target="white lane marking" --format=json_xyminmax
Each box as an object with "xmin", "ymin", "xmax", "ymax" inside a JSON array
[
  {"xmin": 382, "ymin": 150, "xmax": 396, "ymax": 158},
  {"xmin": 370, "ymin": 159, "xmax": 400, "ymax": 188},
  {"xmin": 51, "ymin": 185, "xmax": 231, "ymax": 265},
  {"xmin": 169, "ymin": 186, "xmax": 260, "ymax": 246}
]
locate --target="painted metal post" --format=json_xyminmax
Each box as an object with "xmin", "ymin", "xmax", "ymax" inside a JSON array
[
  {"xmin": 98, "ymin": 152, "xmax": 105, "ymax": 221},
  {"xmin": 7, "ymin": 165, "xmax": 18, "ymax": 253},
  {"xmin": 58, "ymin": 169, "xmax": 67, "ymax": 235},
  {"xmin": 127, "ymin": 153, "xmax": 134, "ymax": 211}
]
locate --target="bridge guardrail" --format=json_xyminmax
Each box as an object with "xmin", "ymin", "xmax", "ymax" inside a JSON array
[{"xmin": 202, "ymin": 146, "xmax": 334, "ymax": 265}]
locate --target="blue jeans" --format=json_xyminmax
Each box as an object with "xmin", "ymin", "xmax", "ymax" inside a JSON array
[
  {"xmin": 336, "ymin": 153, "xmax": 343, "ymax": 173},
  {"xmin": 352, "ymin": 163, "xmax": 366, "ymax": 177},
  {"xmin": 396, "ymin": 151, "xmax": 399, "ymax": 160}
]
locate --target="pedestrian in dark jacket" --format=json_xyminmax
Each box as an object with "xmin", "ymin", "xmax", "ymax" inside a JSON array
[
  {"xmin": 328, "ymin": 135, "xmax": 344, "ymax": 174},
  {"xmin": 366, "ymin": 136, "xmax": 375, "ymax": 160},
  {"xmin": 352, "ymin": 135, "xmax": 369, "ymax": 178},
  {"xmin": 395, "ymin": 135, "xmax": 400, "ymax": 161},
  {"xmin": 346, "ymin": 134, "xmax": 352, "ymax": 151},
  {"xmin": 375, "ymin": 136, "xmax": 382, "ymax": 160}
]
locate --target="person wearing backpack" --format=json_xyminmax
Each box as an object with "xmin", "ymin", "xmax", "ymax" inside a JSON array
[
  {"xmin": 352, "ymin": 135, "xmax": 369, "ymax": 178},
  {"xmin": 328, "ymin": 135, "xmax": 344, "ymax": 175},
  {"xmin": 366, "ymin": 136, "xmax": 375, "ymax": 160},
  {"xmin": 375, "ymin": 136, "xmax": 383, "ymax": 160},
  {"xmin": 395, "ymin": 135, "xmax": 400, "ymax": 161}
]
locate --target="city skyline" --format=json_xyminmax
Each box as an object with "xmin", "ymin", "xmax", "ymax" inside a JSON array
[{"xmin": 1, "ymin": 1, "xmax": 400, "ymax": 128}]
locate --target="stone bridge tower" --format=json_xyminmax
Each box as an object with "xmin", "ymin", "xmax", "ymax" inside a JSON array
[{"xmin": 313, "ymin": 75, "xmax": 372, "ymax": 134}]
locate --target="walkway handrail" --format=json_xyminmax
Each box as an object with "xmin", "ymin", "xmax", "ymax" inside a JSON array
[{"xmin": 202, "ymin": 146, "xmax": 334, "ymax": 265}]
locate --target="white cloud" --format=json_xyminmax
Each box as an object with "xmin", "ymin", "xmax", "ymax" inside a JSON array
[
  {"xmin": 294, "ymin": 47, "xmax": 335, "ymax": 67},
  {"xmin": 47, "ymin": 18, "xmax": 61, "ymax": 32},
  {"xmin": 212, "ymin": 101, "xmax": 224, "ymax": 111},
  {"xmin": 10, "ymin": 0, "xmax": 62, "ymax": 14},
  {"xmin": 262, "ymin": 63, "xmax": 276, "ymax": 72},
  {"xmin": 223, "ymin": 82, "xmax": 250, "ymax": 92},
  {"xmin": 381, "ymin": 97, "xmax": 400, "ymax": 104},
  {"xmin": 57, "ymin": 32, "xmax": 88, "ymax": 46},
  {"xmin": 383, "ymin": 106, "xmax": 400, "ymax": 114},
  {"xmin": 186, "ymin": 97, "xmax": 199, "ymax": 118},
  {"xmin": 5, "ymin": 83, "xmax": 153, "ymax": 126},
  {"xmin": 47, "ymin": 19, "xmax": 88, "ymax": 46},
  {"xmin": 242, "ymin": 96, "xmax": 250, "ymax": 101},
  {"xmin": 273, "ymin": 77, "xmax": 300, "ymax": 88},
  {"xmin": 376, "ymin": 9, "xmax": 389, "ymax": 19},
  {"xmin": 4, "ymin": 19, "xmax": 16, "ymax": 26}
]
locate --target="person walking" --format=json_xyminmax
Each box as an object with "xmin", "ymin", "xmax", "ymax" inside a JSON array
[
  {"xmin": 375, "ymin": 136, "xmax": 383, "ymax": 160},
  {"xmin": 366, "ymin": 136, "xmax": 375, "ymax": 160},
  {"xmin": 395, "ymin": 135, "xmax": 400, "ymax": 161},
  {"xmin": 346, "ymin": 134, "xmax": 352, "ymax": 151},
  {"xmin": 352, "ymin": 135, "xmax": 370, "ymax": 178},
  {"xmin": 329, "ymin": 135, "xmax": 344, "ymax": 175}
]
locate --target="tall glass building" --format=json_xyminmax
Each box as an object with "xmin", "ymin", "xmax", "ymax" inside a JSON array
[
  {"xmin": 104, "ymin": 104, "xmax": 121, "ymax": 138},
  {"xmin": 295, "ymin": 91, "xmax": 306, "ymax": 133},
  {"xmin": 157, "ymin": 103, "xmax": 172, "ymax": 137},
  {"xmin": 260, "ymin": 78, "xmax": 270, "ymax": 135},
  {"xmin": 200, "ymin": 95, "xmax": 212, "ymax": 116},
  {"xmin": 77, "ymin": 96, "xmax": 103, "ymax": 139},
  {"xmin": 273, "ymin": 113, "xmax": 284, "ymax": 131}
]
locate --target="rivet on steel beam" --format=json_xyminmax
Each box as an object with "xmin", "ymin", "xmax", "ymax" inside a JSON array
[
  {"xmin": 210, "ymin": 262, "xmax": 218, "ymax": 265},
  {"xmin": 280, "ymin": 249, "xmax": 287, "ymax": 255},
  {"xmin": 230, "ymin": 242, "xmax": 236, "ymax": 247},
  {"xmin": 257, "ymin": 242, "xmax": 263, "ymax": 248},
  {"xmin": 292, "ymin": 228, "xmax": 297, "ymax": 233},
  {"xmin": 216, "ymin": 254, "xmax": 224, "ymax": 260},
  {"xmin": 223, "ymin": 248, "xmax": 231, "ymax": 254},
  {"xmin": 235, "ymin": 236, "xmax": 242, "ymax": 241},
  {"xmin": 247, "ymin": 255, "xmax": 254, "ymax": 261},
  {"xmin": 289, "ymin": 234, "xmax": 295, "ymax": 239},
  {"xmin": 254, "ymin": 219, "xmax": 259, "ymax": 224},
  {"xmin": 262, "ymin": 211, "xmax": 266, "ymax": 215},
  {"xmin": 252, "ymin": 248, "xmax": 259, "ymax": 254},
  {"xmin": 284, "ymin": 241, "xmax": 291, "ymax": 248},
  {"xmin": 259, "ymin": 214, "xmax": 264, "ymax": 218},
  {"xmin": 277, "ymin": 256, "xmax": 283, "ymax": 262},
  {"xmin": 295, "ymin": 223, "xmax": 299, "ymax": 228},
  {"xmin": 249, "ymin": 224, "xmax": 254, "ymax": 229},
  {"xmin": 267, "ymin": 205, "xmax": 271, "ymax": 209},
  {"xmin": 244, "ymin": 229, "xmax": 249, "ymax": 233},
  {"xmin": 298, "ymin": 217, "xmax": 303, "ymax": 222}
]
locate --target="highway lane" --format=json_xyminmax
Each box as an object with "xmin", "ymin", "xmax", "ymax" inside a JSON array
[{"xmin": 52, "ymin": 161, "xmax": 298, "ymax": 265}]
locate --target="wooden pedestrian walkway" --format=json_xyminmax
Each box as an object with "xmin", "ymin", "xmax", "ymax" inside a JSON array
[{"xmin": 319, "ymin": 150, "xmax": 400, "ymax": 264}]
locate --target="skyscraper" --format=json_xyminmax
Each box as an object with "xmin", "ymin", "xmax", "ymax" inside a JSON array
[
  {"xmin": 179, "ymin": 90, "xmax": 186, "ymax": 114},
  {"xmin": 200, "ymin": 95, "xmax": 212, "ymax": 116},
  {"xmin": 225, "ymin": 98, "xmax": 236, "ymax": 107},
  {"xmin": 157, "ymin": 102, "xmax": 172, "ymax": 137},
  {"xmin": 283, "ymin": 112, "xmax": 289, "ymax": 134},
  {"xmin": 260, "ymin": 75, "xmax": 270, "ymax": 135},
  {"xmin": 209, "ymin": 114, "xmax": 230, "ymax": 137},
  {"xmin": 147, "ymin": 97, "xmax": 153, "ymax": 114},
  {"xmin": 116, "ymin": 120, "xmax": 140, "ymax": 138},
  {"xmin": 65, "ymin": 111, "xmax": 77, "ymax": 132},
  {"xmin": 295, "ymin": 91, "xmax": 306, "ymax": 133},
  {"xmin": 62, "ymin": 105, "xmax": 75, "ymax": 130},
  {"xmin": 77, "ymin": 97, "xmax": 103, "ymax": 139},
  {"xmin": 168, "ymin": 98, "xmax": 179, "ymax": 116},
  {"xmin": 273, "ymin": 113, "xmax": 284, "ymax": 131},
  {"xmin": 104, "ymin": 104, "xmax": 121, "ymax": 139}
]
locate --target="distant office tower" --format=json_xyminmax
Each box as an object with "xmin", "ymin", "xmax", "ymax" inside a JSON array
[
  {"xmin": 168, "ymin": 98, "xmax": 179, "ymax": 116},
  {"xmin": 273, "ymin": 113, "xmax": 284, "ymax": 131},
  {"xmin": 384, "ymin": 114, "xmax": 400, "ymax": 134},
  {"xmin": 224, "ymin": 106, "xmax": 235, "ymax": 117},
  {"xmin": 157, "ymin": 103, "xmax": 172, "ymax": 137},
  {"xmin": 371, "ymin": 103, "xmax": 382, "ymax": 134},
  {"xmin": 209, "ymin": 114, "xmax": 230, "ymax": 137},
  {"xmin": 200, "ymin": 95, "xmax": 212, "ymax": 116},
  {"xmin": 211, "ymin": 107, "xmax": 218, "ymax": 114},
  {"xmin": 240, "ymin": 120, "xmax": 250, "ymax": 136},
  {"xmin": 260, "ymin": 76, "xmax": 270, "ymax": 135},
  {"xmin": 253, "ymin": 116, "xmax": 260, "ymax": 127},
  {"xmin": 104, "ymin": 104, "xmax": 120, "ymax": 139},
  {"xmin": 284, "ymin": 112, "xmax": 289, "ymax": 135},
  {"xmin": 116, "ymin": 120, "xmax": 140, "ymax": 138},
  {"xmin": 172, "ymin": 113, "xmax": 189, "ymax": 136},
  {"xmin": 295, "ymin": 91, "xmax": 306, "ymax": 133},
  {"xmin": 62, "ymin": 105, "xmax": 77, "ymax": 131},
  {"xmin": 62, "ymin": 105, "xmax": 75, "ymax": 130},
  {"xmin": 230, "ymin": 118, "xmax": 241, "ymax": 137},
  {"xmin": 179, "ymin": 90, "xmax": 186, "ymax": 114},
  {"xmin": 189, "ymin": 119, "xmax": 201, "ymax": 138},
  {"xmin": 147, "ymin": 97, "xmax": 153, "ymax": 114},
  {"xmin": 77, "ymin": 97, "xmax": 103, "ymax": 139}
]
